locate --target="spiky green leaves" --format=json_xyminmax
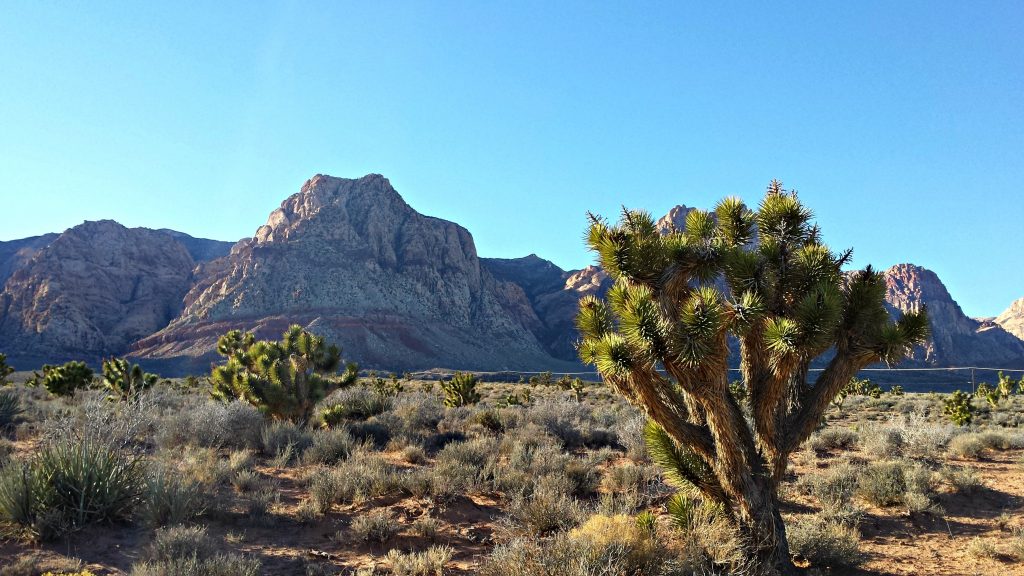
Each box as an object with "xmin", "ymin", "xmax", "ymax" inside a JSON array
[
  {"xmin": 671, "ymin": 286, "xmax": 727, "ymax": 367},
  {"xmin": 644, "ymin": 420, "xmax": 715, "ymax": 494},
  {"xmin": 586, "ymin": 209, "xmax": 669, "ymax": 285}
]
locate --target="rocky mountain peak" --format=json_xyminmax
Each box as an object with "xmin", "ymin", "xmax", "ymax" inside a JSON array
[
  {"xmin": 995, "ymin": 297, "xmax": 1024, "ymax": 340},
  {"xmin": 655, "ymin": 204, "xmax": 696, "ymax": 234}
]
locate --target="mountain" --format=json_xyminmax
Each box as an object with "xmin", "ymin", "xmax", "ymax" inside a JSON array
[
  {"xmin": 0, "ymin": 233, "xmax": 58, "ymax": 285},
  {"xmin": 883, "ymin": 264, "xmax": 1024, "ymax": 366},
  {"xmin": 0, "ymin": 221, "xmax": 198, "ymax": 366},
  {"xmin": 131, "ymin": 174, "xmax": 573, "ymax": 373},
  {"xmin": 995, "ymin": 297, "xmax": 1024, "ymax": 340}
]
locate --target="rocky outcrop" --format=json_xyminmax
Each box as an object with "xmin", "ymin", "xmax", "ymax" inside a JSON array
[
  {"xmin": 482, "ymin": 256, "xmax": 611, "ymax": 361},
  {"xmin": 0, "ymin": 233, "xmax": 58, "ymax": 285},
  {"xmin": 157, "ymin": 230, "xmax": 234, "ymax": 263},
  {"xmin": 132, "ymin": 174, "xmax": 570, "ymax": 373},
  {"xmin": 995, "ymin": 297, "xmax": 1024, "ymax": 340},
  {"xmin": 883, "ymin": 264, "xmax": 1024, "ymax": 366},
  {"xmin": 0, "ymin": 221, "xmax": 197, "ymax": 365}
]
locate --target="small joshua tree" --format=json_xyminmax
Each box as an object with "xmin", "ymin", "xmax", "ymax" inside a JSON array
[
  {"xmin": 102, "ymin": 358, "xmax": 158, "ymax": 400},
  {"xmin": 440, "ymin": 372, "xmax": 482, "ymax": 407},
  {"xmin": 0, "ymin": 354, "xmax": 14, "ymax": 386},
  {"xmin": 576, "ymin": 181, "xmax": 928, "ymax": 574},
  {"xmin": 211, "ymin": 325, "xmax": 359, "ymax": 423},
  {"xmin": 27, "ymin": 361, "xmax": 95, "ymax": 396},
  {"xmin": 943, "ymin": 390, "xmax": 973, "ymax": 426}
]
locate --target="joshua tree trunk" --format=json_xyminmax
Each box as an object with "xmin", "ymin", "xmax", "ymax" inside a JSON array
[{"xmin": 577, "ymin": 182, "xmax": 928, "ymax": 575}]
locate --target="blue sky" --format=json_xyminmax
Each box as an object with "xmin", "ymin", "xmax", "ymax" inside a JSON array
[{"xmin": 1, "ymin": 2, "xmax": 1022, "ymax": 317}]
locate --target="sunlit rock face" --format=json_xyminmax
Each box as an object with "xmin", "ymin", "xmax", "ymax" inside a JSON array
[
  {"xmin": 0, "ymin": 220, "xmax": 197, "ymax": 364},
  {"xmin": 883, "ymin": 264, "xmax": 1024, "ymax": 366}
]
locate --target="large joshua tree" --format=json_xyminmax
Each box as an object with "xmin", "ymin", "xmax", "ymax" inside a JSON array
[
  {"xmin": 576, "ymin": 181, "xmax": 929, "ymax": 574},
  {"xmin": 211, "ymin": 325, "xmax": 359, "ymax": 423}
]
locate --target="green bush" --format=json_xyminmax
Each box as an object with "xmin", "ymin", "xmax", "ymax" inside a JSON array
[{"xmin": 27, "ymin": 361, "xmax": 94, "ymax": 396}]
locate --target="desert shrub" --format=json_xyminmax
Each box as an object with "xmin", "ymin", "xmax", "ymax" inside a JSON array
[
  {"xmin": 939, "ymin": 465, "xmax": 985, "ymax": 494},
  {"xmin": 507, "ymin": 481, "xmax": 584, "ymax": 536},
  {"xmin": 440, "ymin": 372, "xmax": 482, "ymax": 407},
  {"xmin": 966, "ymin": 537, "xmax": 999, "ymax": 559},
  {"xmin": 132, "ymin": 525, "xmax": 261, "ymax": 576},
  {"xmin": 385, "ymin": 545, "xmax": 453, "ymax": 576},
  {"xmin": 350, "ymin": 509, "xmax": 397, "ymax": 543},
  {"xmin": 320, "ymin": 386, "xmax": 392, "ymax": 425},
  {"xmin": 159, "ymin": 401, "xmax": 264, "ymax": 450},
  {"xmin": 948, "ymin": 433, "xmax": 987, "ymax": 459},
  {"xmin": 411, "ymin": 515, "xmax": 440, "ymax": 540},
  {"xmin": 302, "ymin": 428, "xmax": 354, "ymax": 465},
  {"xmin": 861, "ymin": 426, "xmax": 904, "ymax": 459},
  {"xmin": 142, "ymin": 466, "xmax": 204, "ymax": 528},
  {"xmin": 618, "ymin": 412, "xmax": 648, "ymax": 461},
  {"xmin": 27, "ymin": 362, "xmax": 94, "ymax": 396},
  {"xmin": 260, "ymin": 420, "xmax": 312, "ymax": 463},
  {"xmin": 801, "ymin": 461, "xmax": 860, "ymax": 507},
  {"xmin": 401, "ymin": 444, "xmax": 427, "ymax": 464},
  {"xmin": 230, "ymin": 469, "xmax": 262, "ymax": 493},
  {"xmin": 856, "ymin": 461, "xmax": 907, "ymax": 507},
  {"xmin": 788, "ymin": 519, "xmax": 862, "ymax": 568},
  {"xmin": 308, "ymin": 454, "xmax": 400, "ymax": 511},
  {"xmin": 390, "ymin": 392, "xmax": 445, "ymax": 437},
  {"xmin": 810, "ymin": 427, "xmax": 859, "ymax": 452}
]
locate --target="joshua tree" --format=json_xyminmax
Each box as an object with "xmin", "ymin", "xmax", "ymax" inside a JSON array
[
  {"xmin": 211, "ymin": 325, "xmax": 359, "ymax": 423},
  {"xmin": 102, "ymin": 358, "xmax": 158, "ymax": 400},
  {"xmin": 0, "ymin": 354, "xmax": 14, "ymax": 386},
  {"xmin": 27, "ymin": 361, "xmax": 95, "ymax": 396},
  {"xmin": 576, "ymin": 181, "xmax": 928, "ymax": 574},
  {"xmin": 439, "ymin": 371, "xmax": 482, "ymax": 407}
]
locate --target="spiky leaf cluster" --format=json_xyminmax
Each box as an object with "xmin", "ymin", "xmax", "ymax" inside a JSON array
[
  {"xmin": 439, "ymin": 371, "xmax": 482, "ymax": 407},
  {"xmin": 0, "ymin": 354, "xmax": 14, "ymax": 386},
  {"xmin": 102, "ymin": 358, "xmax": 158, "ymax": 400},
  {"xmin": 27, "ymin": 361, "xmax": 95, "ymax": 397},
  {"xmin": 211, "ymin": 325, "xmax": 358, "ymax": 423}
]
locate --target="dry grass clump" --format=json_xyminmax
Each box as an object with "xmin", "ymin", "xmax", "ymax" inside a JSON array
[
  {"xmin": 350, "ymin": 509, "xmax": 398, "ymax": 543},
  {"xmin": 384, "ymin": 544, "xmax": 453, "ymax": 575},
  {"xmin": 948, "ymin": 430, "xmax": 1024, "ymax": 459},
  {"xmin": 810, "ymin": 427, "xmax": 860, "ymax": 452},
  {"xmin": 939, "ymin": 464, "xmax": 985, "ymax": 494},
  {"xmin": 788, "ymin": 518, "xmax": 863, "ymax": 568},
  {"xmin": 130, "ymin": 525, "xmax": 261, "ymax": 576}
]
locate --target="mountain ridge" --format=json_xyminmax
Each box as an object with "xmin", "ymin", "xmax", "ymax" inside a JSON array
[{"xmin": 0, "ymin": 175, "xmax": 1020, "ymax": 374}]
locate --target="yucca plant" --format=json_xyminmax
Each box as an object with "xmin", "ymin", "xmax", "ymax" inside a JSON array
[
  {"xmin": 440, "ymin": 372, "xmax": 482, "ymax": 407},
  {"xmin": 577, "ymin": 181, "xmax": 928, "ymax": 574},
  {"xmin": 0, "ymin": 390, "xmax": 22, "ymax": 430},
  {"xmin": 211, "ymin": 325, "xmax": 359, "ymax": 423},
  {"xmin": 103, "ymin": 358, "xmax": 158, "ymax": 400},
  {"xmin": 27, "ymin": 361, "xmax": 94, "ymax": 396}
]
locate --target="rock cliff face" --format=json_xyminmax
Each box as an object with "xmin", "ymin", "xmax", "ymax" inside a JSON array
[
  {"xmin": 0, "ymin": 221, "xmax": 197, "ymax": 365},
  {"xmin": 157, "ymin": 230, "xmax": 234, "ymax": 263},
  {"xmin": 883, "ymin": 264, "xmax": 1024, "ymax": 366},
  {"xmin": 132, "ymin": 174, "xmax": 566, "ymax": 372},
  {"xmin": 0, "ymin": 233, "xmax": 58, "ymax": 285},
  {"xmin": 995, "ymin": 297, "xmax": 1024, "ymax": 340}
]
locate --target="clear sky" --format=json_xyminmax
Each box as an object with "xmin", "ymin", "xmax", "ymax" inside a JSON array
[{"xmin": 1, "ymin": 2, "xmax": 1022, "ymax": 317}]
